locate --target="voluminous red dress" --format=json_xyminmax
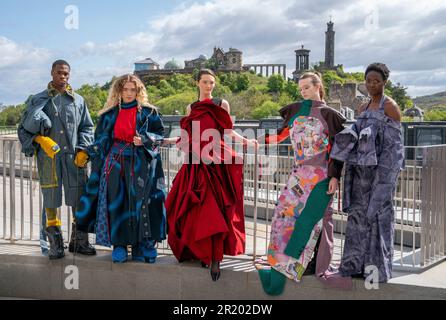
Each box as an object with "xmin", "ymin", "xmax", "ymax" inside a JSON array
[{"xmin": 165, "ymin": 98, "xmax": 245, "ymax": 265}]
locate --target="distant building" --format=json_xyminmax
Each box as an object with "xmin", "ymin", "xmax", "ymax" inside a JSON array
[
  {"xmin": 324, "ymin": 20, "xmax": 335, "ymax": 69},
  {"xmin": 184, "ymin": 47, "xmax": 243, "ymax": 72},
  {"xmin": 184, "ymin": 54, "xmax": 207, "ymax": 70},
  {"xmin": 134, "ymin": 47, "xmax": 245, "ymax": 83},
  {"xmin": 164, "ymin": 58, "xmax": 181, "ymax": 70},
  {"xmin": 328, "ymin": 82, "xmax": 369, "ymax": 117},
  {"xmin": 292, "ymin": 45, "xmax": 311, "ymax": 81},
  {"xmin": 134, "ymin": 58, "xmax": 160, "ymax": 72},
  {"xmin": 293, "ymin": 20, "xmax": 342, "ymax": 80},
  {"xmin": 215, "ymin": 47, "xmax": 243, "ymax": 71},
  {"xmin": 404, "ymin": 105, "xmax": 424, "ymax": 121}
]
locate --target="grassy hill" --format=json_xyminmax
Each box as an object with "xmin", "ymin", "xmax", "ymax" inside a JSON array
[
  {"xmin": 1, "ymin": 68, "xmax": 420, "ymax": 124},
  {"xmin": 413, "ymin": 91, "xmax": 446, "ymax": 109}
]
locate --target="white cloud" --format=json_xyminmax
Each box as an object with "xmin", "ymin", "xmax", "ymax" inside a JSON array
[
  {"xmin": 78, "ymin": 32, "xmax": 159, "ymax": 58},
  {"xmin": 70, "ymin": 66, "xmax": 133, "ymax": 90},
  {"xmin": 0, "ymin": 36, "xmax": 52, "ymax": 104},
  {"xmin": 1, "ymin": 0, "xmax": 446, "ymax": 104},
  {"xmin": 140, "ymin": 0, "xmax": 446, "ymax": 97},
  {"xmin": 0, "ymin": 36, "xmax": 51, "ymax": 68}
]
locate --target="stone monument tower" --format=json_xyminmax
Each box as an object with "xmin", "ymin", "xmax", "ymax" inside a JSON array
[
  {"xmin": 325, "ymin": 20, "xmax": 335, "ymax": 69},
  {"xmin": 292, "ymin": 45, "xmax": 311, "ymax": 81}
]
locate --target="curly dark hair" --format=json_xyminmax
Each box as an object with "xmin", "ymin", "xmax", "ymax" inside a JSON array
[{"xmin": 365, "ymin": 62, "xmax": 390, "ymax": 81}]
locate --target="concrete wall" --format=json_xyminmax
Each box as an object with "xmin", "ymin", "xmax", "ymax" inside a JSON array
[{"xmin": 1, "ymin": 251, "xmax": 445, "ymax": 300}]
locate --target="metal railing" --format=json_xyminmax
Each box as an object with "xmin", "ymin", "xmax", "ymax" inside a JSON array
[
  {"xmin": 1, "ymin": 136, "xmax": 445, "ymax": 271},
  {"xmin": 0, "ymin": 126, "xmax": 19, "ymax": 136}
]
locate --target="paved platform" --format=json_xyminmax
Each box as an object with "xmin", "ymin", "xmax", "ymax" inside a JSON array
[{"xmin": 0, "ymin": 240, "xmax": 445, "ymax": 300}]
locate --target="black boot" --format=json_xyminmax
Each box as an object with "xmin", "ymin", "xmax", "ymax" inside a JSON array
[
  {"xmin": 303, "ymin": 257, "xmax": 317, "ymax": 275},
  {"xmin": 69, "ymin": 223, "xmax": 96, "ymax": 255},
  {"xmin": 210, "ymin": 260, "xmax": 221, "ymax": 281},
  {"xmin": 45, "ymin": 226, "xmax": 65, "ymax": 260},
  {"xmin": 304, "ymin": 235, "xmax": 322, "ymax": 276}
]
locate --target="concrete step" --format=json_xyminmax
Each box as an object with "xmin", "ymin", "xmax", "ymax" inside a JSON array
[{"xmin": 0, "ymin": 244, "xmax": 445, "ymax": 300}]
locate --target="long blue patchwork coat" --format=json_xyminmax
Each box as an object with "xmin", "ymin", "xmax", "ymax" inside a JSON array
[{"xmin": 75, "ymin": 105, "xmax": 167, "ymax": 246}]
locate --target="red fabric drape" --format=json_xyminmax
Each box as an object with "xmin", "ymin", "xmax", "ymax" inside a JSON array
[
  {"xmin": 264, "ymin": 127, "xmax": 290, "ymax": 144},
  {"xmin": 165, "ymin": 100, "xmax": 245, "ymax": 264}
]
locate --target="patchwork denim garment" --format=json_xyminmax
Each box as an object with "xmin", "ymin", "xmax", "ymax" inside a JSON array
[{"xmin": 331, "ymin": 95, "xmax": 404, "ymax": 282}]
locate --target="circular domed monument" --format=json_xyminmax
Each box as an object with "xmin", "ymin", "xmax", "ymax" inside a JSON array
[{"xmin": 164, "ymin": 59, "xmax": 181, "ymax": 70}]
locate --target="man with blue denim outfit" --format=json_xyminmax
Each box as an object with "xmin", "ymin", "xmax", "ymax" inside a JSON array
[{"xmin": 18, "ymin": 60, "xmax": 96, "ymax": 259}]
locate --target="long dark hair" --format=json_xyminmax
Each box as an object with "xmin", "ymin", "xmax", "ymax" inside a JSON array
[
  {"xmin": 196, "ymin": 68, "xmax": 216, "ymax": 100},
  {"xmin": 196, "ymin": 68, "xmax": 216, "ymax": 82}
]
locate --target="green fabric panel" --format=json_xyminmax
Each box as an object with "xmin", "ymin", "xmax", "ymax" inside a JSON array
[
  {"xmin": 284, "ymin": 178, "xmax": 332, "ymax": 259},
  {"xmin": 288, "ymin": 99, "xmax": 312, "ymax": 127},
  {"xmin": 258, "ymin": 267, "xmax": 287, "ymax": 296}
]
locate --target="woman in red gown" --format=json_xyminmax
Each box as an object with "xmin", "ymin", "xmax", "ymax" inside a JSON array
[{"xmin": 165, "ymin": 69, "xmax": 257, "ymax": 281}]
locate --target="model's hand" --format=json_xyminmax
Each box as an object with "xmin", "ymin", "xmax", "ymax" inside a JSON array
[
  {"xmin": 327, "ymin": 177, "xmax": 338, "ymax": 195},
  {"xmin": 133, "ymin": 135, "xmax": 143, "ymax": 146},
  {"xmin": 34, "ymin": 135, "xmax": 60, "ymax": 159},
  {"xmin": 162, "ymin": 137, "xmax": 179, "ymax": 146},
  {"xmin": 74, "ymin": 150, "xmax": 89, "ymax": 168}
]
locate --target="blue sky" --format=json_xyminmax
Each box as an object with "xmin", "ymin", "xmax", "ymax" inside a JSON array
[
  {"xmin": 0, "ymin": 0, "xmax": 188, "ymax": 47},
  {"xmin": 1, "ymin": 0, "xmax": 445, "ymax": 105}
]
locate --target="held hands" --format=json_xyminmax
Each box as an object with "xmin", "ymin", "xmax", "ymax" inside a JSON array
[
  {"xmin": 34, "ymin": 135, "xmax": 60, "ymax": 159},
  {"xmin": 327, "ymin": 177, "xmax": 339, "ymax": 195},
  {"xmin": 133, "ymin": 135, "xmax": 143, "ymax": 146},
  {"xmin": 161, "ymin": 137, "xmax": 180, "ymax": 146},
  {"xmin": 74, "ymin": 150, "xmax": 89, "ymax": 168}
]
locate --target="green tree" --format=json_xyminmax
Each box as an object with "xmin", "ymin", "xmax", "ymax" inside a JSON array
[
  {"xmin": 146, "ymin": 85, "xmax": 161, "ymax": 102},
  {"xmin": 218, "ymin": 73, "xmax": 228, "ymax": 84},
  {"xmin": 158, "ymin": 79, "xmax": 176, "ymax": 98},
  {"xmin": 76, "ymin": 84, "xmax": 108, "ymax": 114},
  {"xmin": 191, "ymin": 68, "xmax": 200, "ymax": 81},
  {"xmin": 167, "ymin": 73, "xmax": 193, "ymax": 92},
  {"xmin": 204, "ymin": 58, "xmax": 218, "ymax": 71},
  {"xmin": 267, "ymin": 74, "xmax": 285, "ymax": 93},
  {"xmin": 385, "ymin": 81, "xmax": 411, "ymax": 110},
  {"xmin": 101, "ymin": 76, "xmax": 117, "ymax": 91},
  {"xmin": 284, "ymin": 80, "xmax": 301, "ymax": 100},
  {"xmin": 322, "ymin": 70, "xmax": 345, "ymax": 88},
  {"xmin": 225, "ymin": 87, "xmax": 270, "ymax": 119},
  {"xmin": 277, "ymin": 92, "xmax": 294, "ymax": 107},
  {"xmin": 235, "ymin": 73, "xmax": 250, "ymax": 92},
  {"xmin": 424, "ymin": 107, "xmax": 446, "ymax": 121},
  {"xmin": 213, "ymin": 84, "xmax": 231, "ymax": 97},
  {"xmin": 155, "ymin": 91, "xmax": 197, "ymax": 115},
  {"xmin": 219, "ymin": 72, "xmax": 237, "ymax": 92},
  {"xmin": 0, "ymin": 104, "xmax": 26, "ymax": 126},
  {"xmin": 252, "ymin": 100, "xmax": 280, "ymax": 119}
]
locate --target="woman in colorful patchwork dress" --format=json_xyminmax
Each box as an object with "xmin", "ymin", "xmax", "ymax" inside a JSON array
[
  {"xmin": 165, "ymin": 69, "xmax": 257, "ymax": 281},
  {"xmin": 256, "ymin": 72, "xmax": 346, "ymax": 295},
  {"xmin": 75, "ymin": 74, "xmax": 167, "ymax": 263},
  {"xmin": 330, "ymin": 63, "xmax": 404, "ymax": 282}
]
